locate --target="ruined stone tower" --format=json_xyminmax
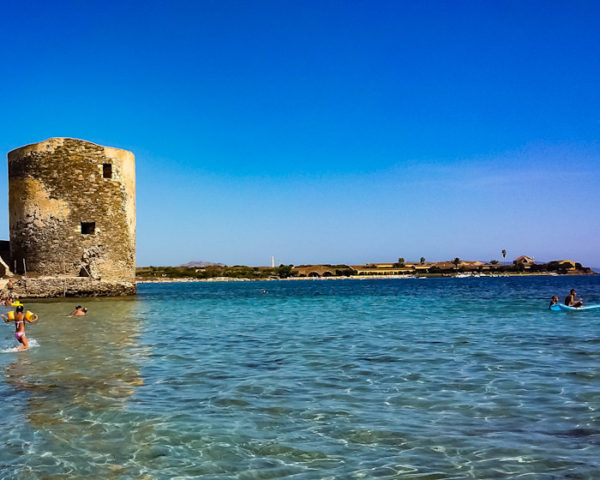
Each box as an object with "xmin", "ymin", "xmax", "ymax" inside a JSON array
[{"xmin": 7, "ymin": 138, "xmax": 135, "ymax": 295}]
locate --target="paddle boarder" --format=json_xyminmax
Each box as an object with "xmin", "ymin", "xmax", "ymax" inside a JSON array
[{"xmin": 565, "ymin": 289, "xmax": 583, "ymax": 308}]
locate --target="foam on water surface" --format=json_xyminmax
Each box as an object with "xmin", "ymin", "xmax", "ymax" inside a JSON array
[{"xmin": 1, "ymin": 338, "xmax": 40, "ymax": 353}]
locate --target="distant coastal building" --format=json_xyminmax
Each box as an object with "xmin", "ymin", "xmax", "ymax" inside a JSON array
[
  {"xmin": 2, "ymin": 138, "xmax": 136, "ymax": 297},
  {"xmin": 365, "ymin": 263, "xmax": 396, "ymax": 268},
  {"xmin": 513, "ymin": 256, "xmax": 535, "ymax": 270},
  {"xmin": 352, "ymin": 263, "xmax": 413, "ymax": 275},
  {"xmin": 559, "ymin": 260, "xmax": 575, "ymax": 267},
  {"xmin": 513, "ymin": 255, "xmax": 535, "ymax": 265},
  {"xmin": 294, "ymin": 265, "xmax": 338, "ymax": 277},
  {"xmin": 556, "ymin": 260, "xmax": 576, "ymax": 269},
  {"xmin": 288, "ymin": 258, "xmax": 592, "ymax": 279},
  {"xmin": 460, "ymin": 261, "xmax": 485, "ymax": 267}
]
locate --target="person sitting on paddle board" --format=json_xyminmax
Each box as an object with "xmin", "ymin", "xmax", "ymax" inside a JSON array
[
  {"xmin": 565, "ymin": 289, "xmax": 583, "ymax": 308},
  {"xmin": 549, "ymin": 296, "xmax": 559, "ymax": 309},
  {"xmin": 1, "ymin": 301, "xmax": 38, "ymax": 351}
]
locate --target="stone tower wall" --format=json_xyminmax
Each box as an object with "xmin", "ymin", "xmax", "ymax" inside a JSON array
[{"xmin": 8, "ymin": 138, "xmax": 136, "ymax": 286}]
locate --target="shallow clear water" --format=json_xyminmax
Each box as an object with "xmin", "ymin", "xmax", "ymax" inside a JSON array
[{"xmin": 1, "ymin": 276, "xmax": 599, "ymax": 479}]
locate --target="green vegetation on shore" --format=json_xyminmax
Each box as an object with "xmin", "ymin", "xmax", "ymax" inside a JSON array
[
  {"xmin": 137, "ymin": 264, "xmax": 296, "ymax": 280},
  {"xmin": 137, "ymin": 259, "xmax": 595, "ymax": 281}
]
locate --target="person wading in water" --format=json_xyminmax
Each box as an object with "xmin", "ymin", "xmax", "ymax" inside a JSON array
[{"xmin": 2, "ymin": 302, "xmax": 38, "ymax": 351}]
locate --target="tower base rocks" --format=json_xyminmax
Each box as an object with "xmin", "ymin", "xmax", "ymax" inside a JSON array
[{"xmin": 2, "ymin": 276, "xmax": 136, "ymax": 299}]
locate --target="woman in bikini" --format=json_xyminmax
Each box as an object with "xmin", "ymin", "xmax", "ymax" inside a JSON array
[{"xmin": 2, "ymin": 303, "xmax": 38, "ymax": 351}]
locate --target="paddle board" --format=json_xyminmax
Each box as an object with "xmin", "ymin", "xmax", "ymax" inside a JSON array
[{"xmin": 551, "ymin": 303, "xmax": 600, "ymax": 312}]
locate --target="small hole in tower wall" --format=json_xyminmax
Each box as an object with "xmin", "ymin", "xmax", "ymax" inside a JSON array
[
  {"xmin": 81, "ymin": 222, "xmax": 95, "ymax": 235},
  {"xmin": 103, "ymin": 164, "xmax": 112, "ymax": 178}
]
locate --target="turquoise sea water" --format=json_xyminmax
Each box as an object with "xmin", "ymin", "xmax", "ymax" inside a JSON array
[{"xmin": 1, "ymin": 276, "xmax": 599, "ymax": 479}]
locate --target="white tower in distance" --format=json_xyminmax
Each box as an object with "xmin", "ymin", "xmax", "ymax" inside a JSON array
[{"xmin": 271, "ymin": 256, "xmax": 275, "ymax": 268}]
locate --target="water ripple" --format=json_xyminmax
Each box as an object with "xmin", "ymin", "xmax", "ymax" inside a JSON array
[{"xmin": 0, "ymin": 277, "xmax": 599, "ymax": 478}]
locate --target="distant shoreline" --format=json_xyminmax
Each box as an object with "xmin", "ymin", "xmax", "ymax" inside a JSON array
[
  {"xmin": 136, "ymin": 259, "xmax": 595, "ymax": 284},
  {"xmin": 136, "ymin": 272, "xmax": 595, "ymax": 284}
]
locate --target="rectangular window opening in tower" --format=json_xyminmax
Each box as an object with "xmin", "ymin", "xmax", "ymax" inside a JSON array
[
  {"xmin": 103, "ymin": 164, "xmax": 112, "ymax": 178},
  {"xmin": 81, "ymin": 222, "xmax": 96, "ymax": 235}
]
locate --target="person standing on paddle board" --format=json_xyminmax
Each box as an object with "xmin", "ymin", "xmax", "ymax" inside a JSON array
[
  {"xmin": 565, "ymin": 289, "xmax": 583, "ymax": 308},
  {"xmin": 1, "ymin": 302, "xmax": 38, "ymax": 351}
]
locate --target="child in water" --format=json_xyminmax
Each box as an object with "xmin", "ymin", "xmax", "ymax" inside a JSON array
[
  {"xmin": 2, "ymin": 302, "xmax": 38, "ymax": 351},
  {"xmin": 549, "ymin": 296, "xmax": 559, "ymax": 309}
]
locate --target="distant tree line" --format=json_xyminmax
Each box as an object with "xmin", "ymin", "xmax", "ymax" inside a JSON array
[{"xmin": 136, "ymin": 259, "xmax": 593, "ymax": 280}]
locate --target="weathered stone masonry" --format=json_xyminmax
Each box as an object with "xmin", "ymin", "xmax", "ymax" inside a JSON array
[{"xmin": 5, "ymin": 138, "xmax": 136, "ymax": 297}]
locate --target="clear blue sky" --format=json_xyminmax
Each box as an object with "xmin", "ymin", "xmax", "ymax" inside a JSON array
[{"xmin": 1, "ymin": 1, "xmax": 599, "ymax": 267}]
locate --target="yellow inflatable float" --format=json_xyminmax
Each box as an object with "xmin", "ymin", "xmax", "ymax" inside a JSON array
[{"xmin": 6, "ymin": 310, "xmax": 35, "ymax": 320}]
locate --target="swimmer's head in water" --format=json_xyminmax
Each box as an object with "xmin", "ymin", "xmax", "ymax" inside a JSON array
[{"xmin": 15, "ymin": 306, "xmax": 24, "ymax": 313}]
